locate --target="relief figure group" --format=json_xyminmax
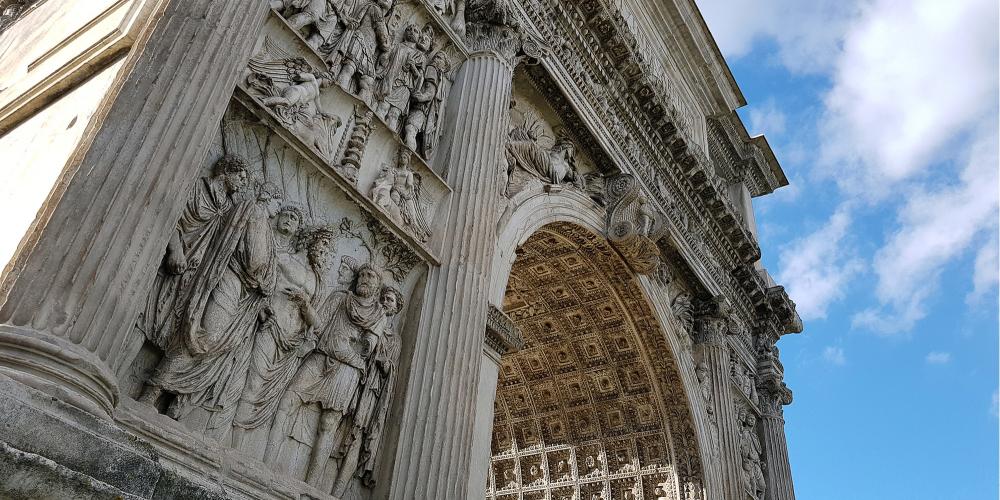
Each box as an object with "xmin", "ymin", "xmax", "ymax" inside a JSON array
[
  {"xmin": 264, "ymin": 0, "xmax": 453, "ymax": 160},
  {"xmin": 129, "ymin": 155, "xmax": 405, "ymax": 494}
]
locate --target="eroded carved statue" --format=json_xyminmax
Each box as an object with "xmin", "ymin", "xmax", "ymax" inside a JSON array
[
  {"xmin": 247, "ymin": 52, "xmax": 343, "ymax": 158},
  {"xmin": 266, "ymin": 261, "xmax": 387, "ymax": 487},
  {"xmin": 374, "ymin": 23, "xmax": 427, "ymax": 131},
  {"xmin": 139, "ymin": 160, "xmax": 281, "ymax": 440},
  {"xmin": 322, "ymin": 0, "xmax": 393, "ymax": 105},
  {"xmin": 403, "ymin": 43, "xmax": 452, "ymax": 159},
  {"xmin": 504, "ymin": 127, "xmax": 585, "ymax": 196},
  {"xmin": 604, "ymin": 173, "xmax": 666, "ymax": 274},
  {"xmin": 369, "ymin": 148, "xmax": 431, "ymax": 241},
  {"xmin": 329, "ymin": 284, "xmax": 404, "ymax": 495},
  {"xmin": 232, "ymin": 220, "xmax": 337, "ymax": 455},
  {"xmin": 739, "ymin": 409, "xmax": 767, "ymax": 499}
]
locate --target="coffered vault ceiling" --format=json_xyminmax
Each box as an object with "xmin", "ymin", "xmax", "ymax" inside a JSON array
[{"xmin": 488, "ymin": 222, "xmax": 703, "ymax": 500}]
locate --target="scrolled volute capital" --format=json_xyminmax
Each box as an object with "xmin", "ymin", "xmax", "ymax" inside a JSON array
[
  {"xmin": 692, "ymin": 296, "xmax": 731, "ymax": 346},
  {"xmin": 604, "ymin": 173, "xmax": 667, "ymax": 274},
  {"xmin": 462, "ymin": 0, "xmax": 552, "ymax": 65}
]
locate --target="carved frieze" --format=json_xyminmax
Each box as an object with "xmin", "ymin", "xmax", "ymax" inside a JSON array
[{"xmin": 239, "ymin": 13, "xmax": 453, "ymax": 250}]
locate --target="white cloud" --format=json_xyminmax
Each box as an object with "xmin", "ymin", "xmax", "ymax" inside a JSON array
[
  {"xmin": 696, "ymin": 0, "xmax": 857, "ymax": 73},
  {"xmin": 924, "ymin": 352, "xmax": 952, "ymax": 364},
  {"xmin": 853, "ymin": 128, "xmax": 999, "ymax": 334},
  {"xmin": 776, "ymin": 207, "xmax": 865, "ymax": 320},
  {"xmin": 747, "ymin": 99, "xmax": 787, "ymax": 137},
  {"xmin": 819, "ymin": 0, "xmax": 999, "ymax": 195},
  {"xmin": 823, "ymin": 346, "xmax": 846, "ymax": 366},
  {"xmin": 968, "ymin": 236, "xmax": 999, "ymax": 304},
  {"xmin": 700, "ymin": 0, "xmax": 999, "ymax": 333}
]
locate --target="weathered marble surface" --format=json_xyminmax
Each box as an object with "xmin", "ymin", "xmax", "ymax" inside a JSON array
[{"xmin": 0, "ymin": 1, "xmax": 802, "ymax": 499}]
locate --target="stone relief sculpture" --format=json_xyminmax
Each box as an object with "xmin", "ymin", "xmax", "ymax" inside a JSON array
[
  {"xmin": 339, "ymin": 106, "xmax": 377, "ymax": 184},
  {"xmin": 267, "ymin": 262, "xmax": 386, "ymax": 486},
  {"xmin": 403, "ymin": 45, "xmax": 452, "ymax": 159},
  {"xmin": 247, "ymin": 47, "xmax": 343, "ymax": 159},
  {"xmin": 738, "ymin": 409, "xmax": 767, "ymax": 499},
  {"xmin": 369, "ymin": 148, "xmax": 432, "ymax": 241},
  {"xmin": 695, "ymin": 362, "xmax": 720, "ymax": 458},
  {"xmin": 232, "ymin": 220, "xmax": 336, "ymax": 455},
  {"xmin": 138, "ymin": 159, "xmax": 281, "ymax": 440},
  {"xmin": 329, "ymin": 284, "xmax": 404, "ymax": 494},
  {"xmin": 271, "ymin": 0, "xmax": 337, "ymax": 49},
  {"xmin": 503, "ymin": 111, "xmax": 586, "ymax": 196},
  {"xmin": 374, "ymin": 22, "xmax": 427, "ymax": 131},
  {"xmin": 323, "ymin": 0, "xmax": 393, "ymax": 105},
  {"xmin": 604, "ymin": 173, "xmax": 667, "ymax": 275}
]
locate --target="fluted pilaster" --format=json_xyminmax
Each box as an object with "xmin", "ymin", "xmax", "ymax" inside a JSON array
[
  {"xmin": 387, "ymin": 51, "xmax": 514, "ymax": 500},
  {"xmin": 695, "ymin": 311, "xmax": 743, "ymax": 500},
  {"xmin": 0, "ymin": 0, "xmax": 269, "ymax": 417},
  {"xmin": 759, "ymin": 386, "xmax": 796, "ymax": 500}
]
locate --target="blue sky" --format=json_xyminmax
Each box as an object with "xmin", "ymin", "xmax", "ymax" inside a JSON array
[{"xmin": 695, "ymin": 0, "xmax": 999, "ymax": 498}]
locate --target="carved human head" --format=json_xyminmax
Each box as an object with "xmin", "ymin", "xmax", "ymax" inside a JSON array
[
  {"xmin": 552, "ymin": 137, "xmax": 576, "ymax": 161},
  {"xmin": 403, "ymin": 23, "xmax": 421, "ymax": 44},
  {"xmin": 304, "ymin": 226, "xmax": 336, "ymax": 269},
  {"xmin": 418, "ymin": 24, "xmax": 434, "ymax": 51},
  {"xmin": 353, "ymin": 263, "xmax": 382, "ymax": 298},
  {"xmin": 695, "ymin": 362, "xmax": 709, "ymax": 381},
  {"xmin": 213, "ymin": 155, "xmax": 250, "ymax": 193},
  {"xmin": 275, "ymin": 204, "xmax": 306, "ymax": 237},
  {"xmin": 337, "ymin": 256, "xmax": 358, "ymax": 286},
  {"xmin": 430, "ymin": 51, "xmax": 452, "ymax": 73},
  {"xmin": 380, "ymin": 286, "xmax": 404, "ymax": 316}
]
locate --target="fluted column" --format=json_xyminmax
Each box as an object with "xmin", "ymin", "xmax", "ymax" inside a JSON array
[
  {"xmin": 694, "ymin": 305, "xmax": 743, "ymax": 500},
  {"xmin": 0, "ymin": 0, "xmax": 269, "ymax": 417},
  {"xmin": 387, "ymin": 50, "xmax": 514, "ymax": 500},
  {"xmin": 758, "ymin": 354, "xmax": 796, "ymax": 500}
]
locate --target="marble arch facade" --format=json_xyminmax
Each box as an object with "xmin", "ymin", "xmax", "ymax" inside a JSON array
[{"xmin": 0, "ymin": 1, "xmax": 802, "ymax": 499}]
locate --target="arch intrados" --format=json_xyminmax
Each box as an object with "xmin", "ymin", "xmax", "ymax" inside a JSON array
[{"xmin": 486, "ymin": 191, "xmax": 707, "ymax": 498}]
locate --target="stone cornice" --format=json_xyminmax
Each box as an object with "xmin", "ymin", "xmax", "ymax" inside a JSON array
[
  {"xmin": 485, "ymin": 305, "xmax": 525, "ymax": 355},
  {"xmin": 516, "ymin": 0, "xmax": 778, "ymax": 338}
]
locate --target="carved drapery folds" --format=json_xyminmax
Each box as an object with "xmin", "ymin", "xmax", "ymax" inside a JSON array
[
  {"xmin": 119, "ymin": 142, "xmax": 421, "ymax": 496},
  {"xmin": 604, "ymin": 173, "xmax": 667, "ymax": 275}
]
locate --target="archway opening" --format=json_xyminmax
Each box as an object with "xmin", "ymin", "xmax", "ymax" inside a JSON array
[{"xmin": 485, "ymin": 222, "xmax": 703, "ymax": 500}]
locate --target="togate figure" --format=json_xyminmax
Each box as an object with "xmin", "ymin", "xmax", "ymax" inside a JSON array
[
  {"xmin": 327, "ymin": 284, "xmax": 404, "ymax": 495},
  {"xmin": 232, "ymin": 219, "xmax": 337, "ymax": 455},
  {"xmin": 739, "ymin": 409, "xmax": 767, "ymax": 499},
  {"xmin": 404, "ymin": 48, "xmax": 451, "ymax": 159},
  {"xmin": 505, "ymin": 133, "xmax": 584, "ymax": 196},
  {"xmin": 374, "ymin": 23, "xmax": 427, "ymax": 132},
  {"xmin": 140, "ymin": 166, "xmax": 281, "ymax": 441}
]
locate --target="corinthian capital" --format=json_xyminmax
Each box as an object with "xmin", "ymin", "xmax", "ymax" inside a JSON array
[
  {"xmin": 460, "ymin": 0, "xmax": 551, "ymax": 64},
  {"xmin": 692, "ymin": 296, "xmax": 731, "ymax": 347}
]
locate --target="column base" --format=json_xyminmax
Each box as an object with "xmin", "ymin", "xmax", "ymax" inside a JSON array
[
  {"xmin": 0, "ymin": 325, "xmax": 119, "ymax": 418},
  {"xmin": 0, "ymin": 372, "xmax": 237, "ymax": 499}
]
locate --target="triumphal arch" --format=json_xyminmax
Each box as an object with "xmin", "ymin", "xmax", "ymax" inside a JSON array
[{"xmin": 0, "ymin": 0, "xmax": 803, "ymax": 498}]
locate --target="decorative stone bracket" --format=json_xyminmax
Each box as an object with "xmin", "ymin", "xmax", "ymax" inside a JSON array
[
  {"xmin": 603, "ymin": 173, "xmax": 667, "ymax": 275},
  {"xmin": 485, "ymin": 305, "xmax": 525, "ymax": 355}
]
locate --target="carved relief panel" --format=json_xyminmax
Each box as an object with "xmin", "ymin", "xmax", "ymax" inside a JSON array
[
  {"xmin": 240, "ymin": 5, "xmax": 461, "ymax": 250},
  {"xmin": 116, "ymin": 69, "xmax": 439, "ymax": 495},
  {"xmin": 504, "ymin": 70, "xmax": 603, "ymax": 201}
]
